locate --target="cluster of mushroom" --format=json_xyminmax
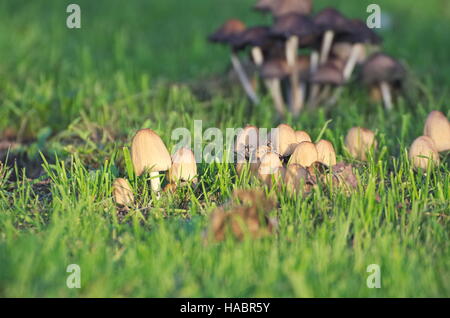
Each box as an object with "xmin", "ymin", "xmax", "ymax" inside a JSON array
[
  {"xmin": 209, "ymin": 0, "xmax": 406, "ymax": 117},
  {"xmin": 235, "ymin": 123, "xmax": 360, "ymax": 194},
  {"xmin": 113, "ymin": 129, "xmax": 198, "ymax": 209},
  {"xmin": 409, "ymin": 111, "xmax": 450, "ymax": 170}
]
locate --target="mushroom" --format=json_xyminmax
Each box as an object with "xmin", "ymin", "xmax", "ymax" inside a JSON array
[
  {"xmin": 209, "ymin": 19, "xmax": 260, "ymax": 104},
  {"xmin": 112, "ymin": 178, "xmax": 134, "ymax": 208},
  {"xmin": 308, "ymin": 61, "xmax": 345, "ymax": 107},
  {"xmin": 295, "ymin": 130, "xmax": 312, "ymax": 144},
  {"xmin": 131, "ymin": 129, "xmax": 172, "ymax": 193},
  {"xmin": 260, "ymin": 58, "xmax": 290, "ymax": 117},
  {"xmin": 231, "ymin": 26, "xmax": 273, "ymax": 67},
  {"xmin": 271, "ymin": 123, "xmax": 298, "ymax": 158},
  {"xmin": 344, "ymin": 127, "xmax": 377, "ymax": 161},
  {"xmin": 409, "ymin": 136, "xmax": 440, "ymax": 170},
  {"xmin": 271, "ymin": 13, "xmax": 319, "ymax": 115},
  {"xmin": 288, "ymin": 141, "xmax": 318, "ymax": 167},
  {"xmin": 257, "ymin": 152, "xmax": 285, "ymax": 186},
  {"xmin": 361, "ymin": 53, "xmax": 406, "ymax": 110},
  {"xmin": 315, "ymin": 139, "xmax": 337, "ymax": 166},
  {"xmin": 338, "ymin": 19, "xmax": 383, "ymax": 81},
  {"xmin": 284, "ymin": 163, "xmax": 309, "ymax": 193},
  {"xmin": 314, "ymin": 8, "xmax": 352, "ymax": 65},
  {"xmin": 235, "ymin": 125, "xmax": 260, "ymax": 175},
  {"xmin": 423, "ymin": 111, "xmax": 450, "ymax": 152},
  {"xmin": 168, "ymin": 147, "xmax": 198, "ymax": 185}
]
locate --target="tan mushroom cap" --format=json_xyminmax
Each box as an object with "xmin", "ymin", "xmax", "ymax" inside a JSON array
[
  {"xmin": 295, "ymin": 130, "xmax": 312, "ymax": 144},
  {"xmin": 236, "ymin": 125, "xmax": 259, "ymax": 160},
  {"xmin": 258, "ymin": 152, "xmax": 284, "ymax": 186},
  {"xmin": 409, "ymin": 136, "xmax": 440, "ymax": 170},
  {"xmin": 423, "ymin": 111, "xmax": 450, "ymax": 152},
  {"xmin": 271, "ymin": 124, "xmax": 297, "ymax": 156},
  {"xmin": 112, "ymin": 178, "xmax": 134, "ymax": 206},
  {"xmin": 345, "ymin": 127, "xmax": 377, "ymax": 161},
  {"xmin": 284, "ymin": 163, "xmax": 309, "ymax": 193},
  {"xmin": 131, "ymin": 129, "xmax": 172, "ymax": 176},
  {"xmin": 316, "ymin": 139, "xmax": 337, "ymax": 166},
  {"xmin": 289, "ymin": 141, "xmax": 318, "ymax": 167},
  {"xmin": 168, "ymin": 147, "xmax": 197, "ymax": 183}
]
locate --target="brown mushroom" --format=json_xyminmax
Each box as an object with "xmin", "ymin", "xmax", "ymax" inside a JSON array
[
  {"xmin": 316, "ymin": 139, "xmax": 337, "ymax": 166},
  {"xmin": 409, "ymin": 136, "xmax": 440, "ymax": 170},
  {"xmin": 288, "ymin": 141, "xmax": 318, "ymax": 167},
  {"xmin": 344, "ymin": 127, "xmax": 377, "ymax": 161},
  {"xmin": 423, "ymin": 111, "xmax": 450, "ymax": 152},
  {"xmin": 168, "ymin": 147, "xmax": 198, "ymax": 185},
  {"xmin": 112, "ymin": 178, "xmax": 134, "ymax": 208}
]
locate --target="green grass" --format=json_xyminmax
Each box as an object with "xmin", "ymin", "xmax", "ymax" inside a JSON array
[{"xmin": 0, "ymin": 0, "xmax": 449, "ymax": 297}]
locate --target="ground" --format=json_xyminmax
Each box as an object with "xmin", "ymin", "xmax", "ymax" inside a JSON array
[{"xmin": 0, "ymin": 0, "xmax": 449, "ymax": 297}]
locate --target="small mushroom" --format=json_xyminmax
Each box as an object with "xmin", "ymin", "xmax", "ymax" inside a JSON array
[
  {"xmin": 315, "ymin": 139, "xmax": 337, "ymax": 166},
  {"xmin": 236, "ymin": 125, "xmax": 259, "ymax": 162},
  {"xmin": 258, "ymin": 152, "xmax": 284, "ymax": 186},
  {"xmin": 209, "ymin": 20, "xmax": 260, "ymax": 104},
  {"xmin": 423, "ymin": 111, "xmax": 450, "ymax": 152},
  {"xmin": 271, "ymin": 123, "xmax": 298, "ymax": 157},
  {"xmin": 314, "ymin": 8, "xmax": 352, "ymax": 65},
  {"xmin": 288, "ymin": 141, "xmax": 318, "ymax": 167},
  {"xmin": 361, "ymin": 53, "xmax": 406, "ymax": 110},
  {"xmin": 271, "ymin": 0, "xmax": 313, "ymax": 18},
  {"xmin": 345, "ymin": 127, "xmax": 377, "ymax": 161},
  {"xmin": 295, "ymin": 130, "xmax": 312, "ymax": 144},
  {"xmin": 112, "ymin": 178, "xmax": 134, "ymax": 207},
  {"xmin": 338, "ymin": 19, "xmax": 382, "ymax": 81},
  {"xmin": 131, "ymin": 129, "xmax": 172, "ymax": 193},
  {"xmin": 284, "ymin": 163, "xmax": 309, "ymax": 193},
  {"xmin": 271, "ymin": 13, "xmax": 319, "ymax": 115},
  {"xmin": 168, "ymin": 147, "xmax": 198, "ymax": 185},
  {"xmin": 308, "ymin": 61, "xmax": 345, "ymax": 107},
  {"xmin": 409, "ymin": 136, "xmax": 440, "ymax": 170},
  {"xmin": 260, "ymin": 58, "xmax": 290, "ymax": 117}
]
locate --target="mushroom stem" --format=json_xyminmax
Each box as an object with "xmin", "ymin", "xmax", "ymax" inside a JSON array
[
  {"xmin": 264, "ymin": 78, "xmax": 285, "ymax": 118},
  {"xmin": 149, "ymin": 171, "xmax": 161, "ymax": 193},
  {"xmin": 326, "ymin": 86, "xmax": 343, "ymax": 106},
  {"xmin": 320, "ymin": 30, "xmax": 334, "ymax": 65},
  {"xmin": 379, "ymin": 81, "xmax": 393, "ymax": 110},
  {"xmin": 230, "ymin": 53, "xmax": 260, "ymax": 105},
  {"xmin": 310, "ymin": 50, "xmax": 319, "ymax": 74},
  {"xmin": 251, "ymin": 46, "xmax": 264, "ymax": 66},
  {"xmin": 286, "ymin": 36, "xmax": 303, "ymax": 115},
  {"xmin": 343, "ymin": 43, "xmax": 363, "ymax": 81},
  {"xmin": 311, "ymin": 84, "xmax": 332, "ymax": 108}
]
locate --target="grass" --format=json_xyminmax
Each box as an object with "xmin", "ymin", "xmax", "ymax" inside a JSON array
[{"xmin": 0, "ymin": 0, "xmax": 449, "ymax": 297}]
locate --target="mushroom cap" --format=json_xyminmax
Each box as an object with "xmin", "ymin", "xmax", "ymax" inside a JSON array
[
  {"xmin": 284, "ymin": 163, "xmax": 309, "ymax": 193},
  {"xmin": 314, "ymin": 7, "xmax": 353, "ymax": 33},
  {"xmin": 409, "ymin": 136, "xmax": 440, "ymax": 170},
  {"xmin": 336, "ymin": 19, "xmax": 382, "ymax": 45},
  {"xmin": 208, "ymin": 19, "xmax": 246, "ymax": 44},
  {"xmin": 113, "ymin": 178, "xmax": 134, "ymax": 206},
  {"xmin": 310, "ymin": 63, "xmax": 344, "ymax": 86},
  {"xmin": 231, "ymin": 26, "xmax": 272, "ymax": 50},
  {"xmin": 316, "ymin": 140, "xmax": 337, "ymax": 166},
  {"xmin": 260, "ymin": 58, "xmax": 290, "ymax": 79},
  {"xmin": 236, "ymin": 125, "xmax": 259, "ymax": 160},
  {"xmin": 344, "ymin": 127, "xmax": 377, "ymax": 161},
  {"xmin": 290, "ymin": 55, "xmax": 311, "ymax": 79},
  {"xmin": 362, "ymin": 53, "xmax": 406, "ymax": 85},
  {"xmin": 271, "ymin": 124, "xmax": 298, "ymax": 156},
  {"xmin": 168, "ymin": 147, "xmax": 198, "ymax": 183},
  {"xmin": 258, "ymin": 152, "xmax": 284, "ymax": 185},
  {"xmin": 271, "ymin": 13, "xmax": 319, "ymax": 44},
  {"xmin": 289, "ymin": 141, "xmax": 318, "ymax": 167},
  {"xmin": 423, "ymin": 111, "xmax": 450, "ymax": 152},
  {"xmin": 272, "ymin": 0, "xmax": 313, "ymax": 17},
  {"xmin": 131, "ymin": 128, "xmax": 172, "ymax": 176},
  {"xmin": 295, "ymin": 131, "xmax": 312, "ymax": 144}
]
